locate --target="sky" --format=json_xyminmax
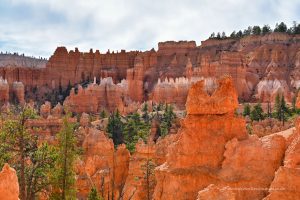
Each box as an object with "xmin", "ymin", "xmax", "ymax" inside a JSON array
[{"xmin": 0, "ymin": 0, "xmax": 299, "ymax": 58}]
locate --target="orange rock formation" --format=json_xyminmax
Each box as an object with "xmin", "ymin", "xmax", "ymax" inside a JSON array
[
  {"xmin": 1, "ymin": 33, "xmax": 300, "ymax": 108},
  {"xmin": 63, "ymin": 77, "xmax": 127, "ymax": 113},
  {"xmin": 0, "ymin": 164, "xmax": 19, "ymax": 200},
  {"xmin": 263, "ymin": 117, "xmax": 300, "ymax": 199},
  {"xmin": 75, "ymin": 128, "xmax": 130, "ymax": 200},
  {"xmin": 152, "ymin": 76, "xmax": 289, "ymax": 200}
]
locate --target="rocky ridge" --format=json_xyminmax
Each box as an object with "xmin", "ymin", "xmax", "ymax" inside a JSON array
[{"xmin": 1, "ymin": 33, "xmax": 300, "ymax": 110}]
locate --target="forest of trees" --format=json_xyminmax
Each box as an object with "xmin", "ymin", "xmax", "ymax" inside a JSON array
[
  {"xmin": 242, "ymin": 93, "xmax": 299, "ymax": 125},
  {"xmin": 0, "ymin": 108, "xmax": 80, "ymax": 200},
  {"xmin": 106, "ymin": 103, "xmax": 176, "ymax": 153},
  {"xmin": 209, "ymin": 21, "xmax": 300, "ymax": 40}
]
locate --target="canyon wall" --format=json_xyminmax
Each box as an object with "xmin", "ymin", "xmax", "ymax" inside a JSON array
[
  {"xmin": 1, "ymin": 32, "xmax": 300, "ymax": 110},
  {"xmin": 3, "ymin": 75, "xmax": 300, "ymax": 199}
]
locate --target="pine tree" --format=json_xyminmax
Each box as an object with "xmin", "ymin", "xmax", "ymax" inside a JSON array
[
  {"xmin": 274, "ymin": 93, "xmax": 282, "ymax": 120},
  {"xmin": 291, "ymin": 21, "xmax": 300, "ymax": 34},
  {"xmin": 243, "ymin": 104, "xmax": 251, "ymax": 116},
  {"xmin": 243, "ymin": 26, "xmax": 252, "ymax": 36},
  {"xmin": 280, "ymin": 95, "xmax": 290, "ymax": 125},
  {"xmin": 221, "ymin": 31, "xmax": 226, "ymax": 39},
  {"xmin": 274, "ymin": 94, "xmax": 290, "ymax": 125},
  {"xmin": 292, "ymin": 89, "xmax": 299, "ymax": 113},
  {"xmin": 0, "ymin": 106, "xmax": 58, "ymax": 200},
  {"xmin": 262, "ymin": 25, "xmax": 272, "ymax": 35},
  {"xmin": 250, "ymin": 103, "xmax": 264, "ymax": 121},
  {"xmin": 230, "ymin": 31, "xmax": 236, "ymax": 38},
  {"xmin": 141, "ymin": 158, "xmax": 156, "ymax": 200},
  {"xmin": 100, "ymin": 110, "xmax": 107, "ymax": 118},
  {"xmin": 274, "ymin": 22, "xmax": 287, "ymax": 33},
  {"xmin": 142, "ymin": 103, "xmax": 150, "ymax": 123},
  {"xmin": 236, "ymin": 30, "xmax": 243, "ymax": 38},
  {"xmin": 252, "ymin": 26, "xmax": 261, "ymax": 35},
  {"xmin": 88, "ymin": 188, "xmax": 103, "ymax": 200},
  {"xmin": 209, "ymin": 32, "xmax": 215, "ymax": 39},
  {"xmin": 51, "ymin": 115, "xmax": 78, "ymax": 200},
  {"xmin": 123, "ymin": 112, "xmax": 150, "ymax": 153},
  {"xmin": 267, "ymin": 101, "xmax": 272, "ymax": 118},
  {"xmin": 107, "ymin": 110, "xmax": 124, "ymax": 146},
  {"xmin": 159, "ymin": 104, "xmax": 176, "ymax": 137}
]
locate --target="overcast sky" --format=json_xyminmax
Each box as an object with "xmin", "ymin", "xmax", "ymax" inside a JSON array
[{"xmin": 0, "ymin": 0, "xmax": 299, "ymax": 58}]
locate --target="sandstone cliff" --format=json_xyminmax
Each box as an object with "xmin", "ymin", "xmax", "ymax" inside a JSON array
[{"xmin": 2, "ymin": 33, "xmax": 300, "ymax": 108}]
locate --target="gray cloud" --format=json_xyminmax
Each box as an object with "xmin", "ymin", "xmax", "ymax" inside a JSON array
[{"xmin": 0, "ymin": 0, "xmax": 299, "ymax": 57}]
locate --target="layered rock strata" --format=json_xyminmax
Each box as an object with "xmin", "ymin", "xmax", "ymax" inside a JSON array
[{"xmin": 2, "ymin": 33, "xmax": 300, "ymax": 107}]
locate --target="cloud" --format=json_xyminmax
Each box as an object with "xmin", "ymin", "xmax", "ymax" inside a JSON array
[{"xmin": 0, "ymin": 0, "xmax": 299, "ymax": 58}]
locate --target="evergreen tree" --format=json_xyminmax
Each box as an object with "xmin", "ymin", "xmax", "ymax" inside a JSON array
[
  {"xmin": 230, "ymin": 31, "xmax": 236, "ymax": 38},
  {"xmin": 123, "ymin": 112, "xmax": 150, "ymax": 153},
  {"xmin": 267, "ymin": 101, "xmax": 272, "ymax": 118},
  {"xmin": 243, "ymin": 26, "xmax": 252, "ymax": 36},
  {"xmin": 141, "ymin": 158, "xmax": 156, "ymax": 200},
  {"xmin": 280, "ymin": 95, "xmax": 290, "ymax": 125},
  {"xmin": 0, "ymin": 106, "xmax": 58, "ymax": 200},
  {"xmin": 209, "ymin": 32, "xmax": 215, "ymax": 38},
  {"xmin": 107, "ymin": 110, "xmax": 124, "ymax": 146},
  {"xmin": 51, "ymin": 115, "xmax": 78, "ymax": 200},
  {"xmin": 291, "ymin": 21, "xmax": 300, "ymax": 34},
  {"xmin": 243, "ymin": 103, "xmax": 251, "ymax": 116},
  {"xmin": 142, "ymin": 103, "xmax": 150, "ymax": 123},
  {"xmin": 100, "ymin": 110, "xmax": 107, "ymax": 118},
  {"xmin": 159, "ymin": 104, "xmax": 176, "ymax": 137},
  {"xmin": 274, "ymin": 22, "xmax": 287, "ymax": 33},
  {"xmin": 236, "ymin": 30, "xmax": 243, "ymax": 37},
  {"xmin": 250, "ymin": 103, "xmax": 264, "ymax": 121},
  {"xmin": 252, "ymin": 26, "xmax": 261, "ymax": 35},
  {"xmin": 216, "ymin": 32, "xmax": 221, "ymax": 39},
  {"xmin": 292, "ymin": 92, "xmax": 297, "ymax": 113},
  {"xmin": 262, "ymin": 25, "xmax": 272, "ymax": 34},
  {"xmin": 274, "ymin": 93, "xmax": 282, "ymax": 120},
  {"xmin": 88, "ymin": 188, "xmax": 103, "ymax": 200},
  {"xmin": 221, "ymin": 31, "xmax": 226, "ymax": 39},
  {"xmin": 274, "ymin": 94, "xmax": 290, "ymax": 125}
]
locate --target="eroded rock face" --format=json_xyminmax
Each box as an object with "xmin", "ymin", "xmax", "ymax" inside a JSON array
[
  {"xmin": 153, "ymin": 76, "xmax": 248, "ymax": 200},
  {"xmin": 121, "ymin": 133, "xmax": 178, "ymax": 200},
  {"xmin": 2, "ymin": 33, "xmax": 300, "ymax": 107},
  {"xmin": 151, "ymin": 77, "xmax": 190, "ymax": 110},
  {"xmin": 186, "ymin": 76, "xmax": 238, "ymax": 115},
  {"xmin": 0, "ymin": 164, "xmax": 19, "ymax": 200},
  {"xmin": 12, "ymin": 81, "xmax": 25, "ymax": 105},
  {"xmin": 122, "ymin": 140, "xmax": 156, "ymax": 200},
  {"xmin": 152, "ymin": 76, "xmax": 289, "ymax": 200},
  {"xmin": 0, "ymin": 77, "xmax": 9, "ymax": 104},
  {"xmin": 263, "ymin": 118, "xmax": 300, "ymax": 200},
  {"xmin": 127, "ymin": 56, "xmax": 145, "ymax": 102},
  {"xmin": 218, "ymin": 134, "xmax": 286, "ymax": 200},
  {"xmin": 63, "ymin": 77, "xmax": 127, "ymax": 113},
  {"xmin": 79, "ymin": 113, "xmax": 90, "ymax": 127},
  {"xmin": 51, "ymin": 103, "xmax": 63, "ymax": 118},
  {"xmin": 40, "ymin": 101, "xmax": 51, "ymax": 118},
  {"xmin": 75, "ymin": 128, "xmax": 130, "ymax": 200}
]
